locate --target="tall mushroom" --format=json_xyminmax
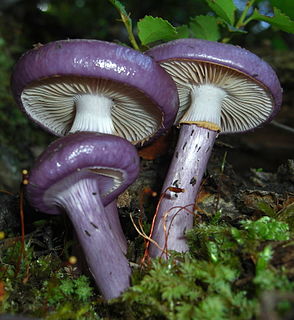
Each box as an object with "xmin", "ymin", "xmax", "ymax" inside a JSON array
[
  {"xmin": 26, "ymin": 132, "xmax": 140, "ymax": 300},
  {"xmin": 11, "ymin": 38, "xmax": 179, "ymax": 255},
  {"xmin": 146, "ymin": 38, "xmax": 282, "ymax": 257}
]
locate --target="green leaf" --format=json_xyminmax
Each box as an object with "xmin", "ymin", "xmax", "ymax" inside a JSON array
[
  {"xmin": 206, "ymin": 0, "xmax": 236, "ymax": 25},
  {"xmin": 137, "ymin": 16, "xmax": 179, "ymax": 46},
  {"xmin": 176, "ymin": 24, "xmax": 190, "ymax": 38},
  {"xmin": 250, "ymin": 7, "xmax": 294, "ymax": 34},
  {"xmin": 190, "ymin": 15, "xmax": 221, "ymax": 41},
  {"xmin": 270, "ymin": 0, "xmax": 294, "ymax": 20}
]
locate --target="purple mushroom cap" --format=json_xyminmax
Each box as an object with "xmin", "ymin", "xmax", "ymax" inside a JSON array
[
  {"xmin": 27, "ymin": 132, "xmax": 139, "ymax": 215},
  {"xmin": 11, "ymin": 39, "xmax": 179, "ymax": 145},
  {"xmin": 146, "ymin": 38, "xmax": 282, "ymax": 133}
]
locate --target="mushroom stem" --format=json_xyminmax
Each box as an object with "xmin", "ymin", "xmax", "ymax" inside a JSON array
[
  {"xmin": 106, "ymin": 200, "xmax": 128, "ymax": 254},
  {"xmin": 70, "ymin": 94, "xmax": 115, "ymax": 134},
  {"xmin": 149, "ymin": 124, "xmax": 217, "ymax": 258},
  {"xmin": 56, "ymin": 177, "xmax": 131, "ymax": 299},
  {"xmin": 181, "ymin": 84, "xmax": 226, "ymax": 127}
]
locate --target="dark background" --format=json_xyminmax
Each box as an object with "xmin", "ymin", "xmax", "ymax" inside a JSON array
[{"xmin": 0, "ymin": 0, "xmax": 293, "ymax": 191}]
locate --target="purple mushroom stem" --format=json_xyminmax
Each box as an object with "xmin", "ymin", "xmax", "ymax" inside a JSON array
[
  {"xmin": 149, "ymin": 124, "xmax": 217, "ymax": 257},
  {"xmin": 57, "ymin": 178, "xmax": 131, "ymax": 299},
  {"xmin": 146, "ymin": 38, "xmax": 282, "ymax": 258},
  {"xmin": 105, "ymin": 200, "xmax": 128, "ymax": 254},
  {"xmin": 71, "ymin": 200, "xmax": 127, "ymax": 277}
]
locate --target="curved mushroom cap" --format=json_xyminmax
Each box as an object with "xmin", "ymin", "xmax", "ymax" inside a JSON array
[
  {"xmin": 26, "ymin": 132, "xmax": 140, "ymax": 215},
  {"xmin": 11, "ymin": 39, "xmax": 178, "ymax": 145},
  {"xmin": 146, "ymin": 38, "xmax": 282, "ymax": 134}
]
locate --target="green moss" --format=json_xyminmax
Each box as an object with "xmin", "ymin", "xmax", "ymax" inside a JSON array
[
  {"xmin": 120, "ymin": 216, "xmax": 294, "ymax": 320},
  {"xmin": 0, "ymin": 239, "xmax": 98, "ymax": 319},
  {"xmin": 1, "ymin": 209, "xmax": 293, "ymax": 320}
]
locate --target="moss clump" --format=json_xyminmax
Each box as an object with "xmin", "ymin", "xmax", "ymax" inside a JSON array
[
  {"xmin": 121, "ymin": 216, "xmax": 294, "ymax": 320},
  {"xmin": 0, "ymin": 239, "xmax": 99, "ymax": 319}
]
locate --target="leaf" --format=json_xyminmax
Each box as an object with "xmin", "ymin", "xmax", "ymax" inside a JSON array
[
  {"xmin": 270, "ymin": 0, "xmax": 294, "ymax": 20},
  {"xmin": 138, "ymin": 131, "xmax": 170, "ymax": 160},
  {"xmin": 206, "ymin": 0, "xmax": 236, "ymax": 25},
  {"xmin": 250, "ymin": 7, "xmax": 294, "ymax": 34},
  {"xmin": 189, "ymin": 15, "xmax": 221, "ymax": 41},
  {"xmin": 137, "ymin": 16, "xmax": 179, "ymax": 46},
  {"xmin": 176, "ymin": 24, "xmax": 190, "ymax": 38}
]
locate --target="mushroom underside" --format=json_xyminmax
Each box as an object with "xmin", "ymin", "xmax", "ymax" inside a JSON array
[
  {"xmin": 21, "ymin": 76, "xmax": 163, "ymax": 144},
  {"xmin": 161, "ymin": 60, "xmax": 274, "ymax": 133}
]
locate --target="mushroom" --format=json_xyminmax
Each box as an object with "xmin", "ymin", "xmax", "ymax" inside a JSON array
[
  {"xmin": 10, "ymin": 39, "xmax": 178, "ymax": 145},
  {"xmin": 146, "ymin": 38, "xmax": 282, "ymax": 257},
  {"xmin": 11, "ymin": 38, "xmax": 179, "ymax": 255},
  {"xmin": 26, "ymin": 132, "xmax": 140, "ymax": 300}
]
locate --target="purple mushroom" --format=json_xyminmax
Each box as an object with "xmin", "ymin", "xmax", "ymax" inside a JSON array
[
  {"xmin": 11, "ymin": 38, "xmax": 179, "ymax": 255},
  {"xmin": 26, "ymin": 132, "xmax": 140, "ymax": 300},
  {"xmin": 146, "ymin": 38, "xmax": 282, "ymax": 257},
  {"xmin": 10, "ymin": 39, "xmax": 178, "ymax": 144}
]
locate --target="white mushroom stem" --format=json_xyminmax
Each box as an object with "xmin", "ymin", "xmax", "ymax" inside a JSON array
[
  {"xmin": 70, "ymin": 94, "xmax": 115, "ymax": 134},
  {"xmin": 149, "ymin": 84, "xmax": 227, "ymax": 258},
  {"xmin": 181, "ymin": 84, "xmax": 227, "ymax": 127}
]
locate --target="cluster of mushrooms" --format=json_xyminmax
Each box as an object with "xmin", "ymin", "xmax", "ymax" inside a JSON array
[{"xmin": 11, "ymin": 38, "xmax": 282, "ymax": 300}]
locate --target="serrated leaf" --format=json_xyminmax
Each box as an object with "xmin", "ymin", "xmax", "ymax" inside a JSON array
[
  {"xmin": 251, "ymin": 7, "xmax": 294, "ymax": 33},
  {"xmin": 206, "ymin": 0, "xmax": 236, "ymax": 25},
  {"xmin": 190, "ymin": 15, "xmax": 221, "ymax": 41},
  {"xmin": 176, "ymin": 24, "xmax": 190, "ymax": 38},
  {"xmin": 137, "ymin": 16, "xmax": 179, "ymax": 46}
]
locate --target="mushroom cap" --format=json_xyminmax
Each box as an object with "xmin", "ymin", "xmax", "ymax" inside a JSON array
[
  {"xmin": 146, "ymin": 38, "xmax": 282, "ymax": 133},
  {"xmin": 26, "ymin": 132, "xmax": 140, "ymax": 215},
  {"xmin": 11, "ymin": 39, "xmax": 178, "ymax": 145}
]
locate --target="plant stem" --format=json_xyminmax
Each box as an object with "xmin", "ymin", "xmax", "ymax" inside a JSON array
[
  {"xmin": 109, "ymin": 0, "xmax": 140, "ymax": 50},
  {"xmin": 236, "ymin": 0, "xmax": 256, "ymax": 29},
  {"xmin": 124, "ymin": 19, "xmax": 140, "ymax": 50}
]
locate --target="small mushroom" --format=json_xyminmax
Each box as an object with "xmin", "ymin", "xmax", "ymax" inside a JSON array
[
  {"xmin": 146, "ymin": 38, "xmax": 282, "ymax": 257},
  {"xmin": 26, "ymin": 132, "xmax": 140, "ymax": 299},
  {"xmin": 11, "ymin": 39, "xmax": 178, "ymax": 145}
]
